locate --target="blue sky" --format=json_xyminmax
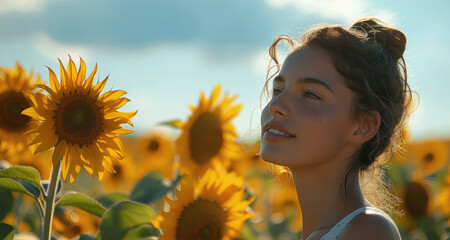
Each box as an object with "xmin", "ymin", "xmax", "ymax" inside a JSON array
[{"xmin": 1, "ymin": 0, "xmax": 449, "ymax": 142}]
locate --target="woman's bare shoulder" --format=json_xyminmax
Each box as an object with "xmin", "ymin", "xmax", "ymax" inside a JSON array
[{"xmin": 338, "ymin": 211, "xmax": 401, "ymax": 240}]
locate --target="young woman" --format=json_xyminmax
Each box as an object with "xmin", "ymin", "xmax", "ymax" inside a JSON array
[{"xmin": 260, "ymin": 18, "xmax": 416, "ymax": 240}]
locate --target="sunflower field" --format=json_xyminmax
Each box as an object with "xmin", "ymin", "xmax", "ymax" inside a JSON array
[{"xmin": 0, "ymin": 58, "xmax": 449, "ymax": 240}]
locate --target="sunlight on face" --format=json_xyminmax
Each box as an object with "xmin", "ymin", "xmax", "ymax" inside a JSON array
[{"xmin": 260, "ymin": 45, "xmax": 358, "ymax": 168}]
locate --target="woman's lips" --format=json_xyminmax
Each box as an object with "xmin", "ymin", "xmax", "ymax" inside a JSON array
[{"xmin": 263, "ymin": 129, "xmax": 295, "ymax": 142}]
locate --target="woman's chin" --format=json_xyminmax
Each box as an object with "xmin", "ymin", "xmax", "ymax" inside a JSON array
[{"xmin": 260, "ymin": 152, "xmax": 290, "ymax": 166}]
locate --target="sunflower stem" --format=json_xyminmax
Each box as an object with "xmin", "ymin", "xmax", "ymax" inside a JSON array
[
  {"xmin": 36, "ymin": 197, "xmax": 45, "ymax": 222},
  {"xmin": 42, "ymin": 159, "xmax": 61, "ymax": 240}
]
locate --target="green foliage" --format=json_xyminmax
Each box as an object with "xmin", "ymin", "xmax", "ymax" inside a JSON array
[
  {"xmin": 56, "ymin": 191, "xmax": 106, "ymax": 218},
  {"xmin": 0, "ymin": 178, "xmax": 40, "ymax": 199},
  {"xmin": 0, "ymin": 191, "xmax": 13, "ymax": 220},
  {"xmin": 78, "ymin": 234, "xmax": 97, "ymax": 240},
  {"xmin": 129, "ymin": 171, "xmax": 181, "ymax": 204},
  {"xmin": 0, "ymin": 223, "xmax": 14, "ymax": 240},
  {"xmin": 98, "ymin": 201, "xmax": 159, "ymax": 240},
  {"xmin": 0, "ymin": 166, "xmax": 44, "ymax": 195},
  {"xmin": 97, "ymin": 192, "xmax": 128, "ymax": 208},
  {"xmin": 122, "ymin": 224, "xmax": 160, "ymax": 239}
]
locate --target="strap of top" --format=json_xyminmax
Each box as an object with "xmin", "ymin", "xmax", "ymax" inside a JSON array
[{"xmin": 320, "ymin": 206, "xmax": 401, "ymax": 240}]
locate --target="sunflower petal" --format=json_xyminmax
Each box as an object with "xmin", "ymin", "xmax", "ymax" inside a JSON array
[
  {"xmin": 21, "ymin": 107, "xmax": 45, "ymax": 121},
  {"xmin": 84, "ymin": 63, "xmax": 97, "ymax": 91},
  {"xmin": 67, "ymin": 55, "xmax": 78, "ymax": 83},
  {"xmin": 90, "ymin": 76, "xmax": 108, "ymax": 98},
  {"xmin": 76, "ymin": 57, "xmax": 87, "ymax": 87},
  {"xmin": 47, "ymin": 66, "xmax": 61, "ymax": 92}
]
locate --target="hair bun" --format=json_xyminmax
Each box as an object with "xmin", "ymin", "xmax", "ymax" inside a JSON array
[{"xmin": 350, "ymin": 18, "xmax": 406, "ymax": 60}]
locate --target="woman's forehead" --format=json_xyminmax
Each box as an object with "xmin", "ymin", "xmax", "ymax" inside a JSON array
[{"xmin": 279, "ymin": 46, "xmax": 346, "ymax": 89}]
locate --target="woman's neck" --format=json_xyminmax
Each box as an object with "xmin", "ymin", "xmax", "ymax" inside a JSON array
[{"xmin": 290, "ymin": 162, "xmax": 368, "ymax": 239}]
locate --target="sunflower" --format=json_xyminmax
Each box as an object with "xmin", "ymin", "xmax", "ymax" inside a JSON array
[
  {"xmin": 0, "ymin": 63, "xmax": 41, "ymax": 157},
  {"xmin": 101, "ymin": 137, "xmax": 144, "ymax": 192},
  {"xmin": 136, "ymin": 129, "xmax": 176, "ymax": 179},
  {"xmin": 395, "ymin": 177, "xmax": 433, "ymax": 232},
  {"xmin": 409, "ymin": 138, "xmax": 448, "ymax": 177},
  {"xmin": 152, "ymin": 169, "xmax": 255, "ymax": 240},
  {"xmin": 22, "ymin": 56, "xmax": 136, "ymax": 183},
  {"xmin": 176, "ymin": 84, "xmax": 242, "ymax": 179}
]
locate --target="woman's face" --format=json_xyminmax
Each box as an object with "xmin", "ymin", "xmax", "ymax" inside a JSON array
[{"xmin": 260, "ymin": 45, "xmax": 359, "ymax": 167}]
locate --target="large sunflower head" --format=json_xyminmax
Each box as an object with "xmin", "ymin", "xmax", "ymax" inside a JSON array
[
  {"xmin": 22, "ymin": 56, "xmax": 136, "ymax": 183},
  {"xmin": 176, "ymin": 84, "xmax": 243, "ymax": 179},
  {"xmin": 152, "ymin": 169, "xmax": 255, "ymax": 240},
  {"xmin": 0, "ymin": 63, "xmax": 41, "ymax": 156}
]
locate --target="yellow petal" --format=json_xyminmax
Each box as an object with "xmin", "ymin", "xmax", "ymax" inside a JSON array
[
  {"xmin": 90, "ymin": 76, "xmax": 108, "ymax": 98},
  {"xmin": 47, "ymin": 66, "xmax": 61, "ymax": 92},
  {"xmin": 21, "ymin": 107, "xmax": 44, "ymax": 121},
  {"xmin": 84, "ymin": 63, "xmax": 97, "ymax": 91},
  {"xmin": 76, "ymin": 57, "xmax": 87, "ymax": 87},
  {"xmin": 67, "ymin": 55, "xmax": 78, "ymax": 84}
]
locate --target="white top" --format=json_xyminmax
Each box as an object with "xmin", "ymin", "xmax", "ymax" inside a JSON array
[{"xmin": 318, "ymin": 206, "xmax": 401, "ymax": 240}]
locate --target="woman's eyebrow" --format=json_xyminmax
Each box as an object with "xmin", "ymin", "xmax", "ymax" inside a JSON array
[
  {"xmin": 274, "ymin": 76, "xmax": 334, "ymax": 93},
  {"xmin": 298, "ymin": 77, "xmax": 334, "ymax": 93}
]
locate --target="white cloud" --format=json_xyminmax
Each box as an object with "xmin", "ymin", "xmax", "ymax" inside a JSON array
[
  {"xmin": 0, "ymin": 0, "xmax": 46, "ymax": 14},
  {"xmin": 32, "ymin": 32, "xmax": 90, "ymax": 61},
  {"xmin": 251, "ymin": 50, "xmax": 270, "ymax": 75},
  {"xmin": 265, "ymin": 0, "xmax": 397, "ymax": 26}
]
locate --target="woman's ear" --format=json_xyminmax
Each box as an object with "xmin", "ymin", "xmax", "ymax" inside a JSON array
[{"xmin": 350, "ymin": 110, "xmax": 381, "ymax": 146}]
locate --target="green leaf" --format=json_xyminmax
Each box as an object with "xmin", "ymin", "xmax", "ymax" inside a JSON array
[
  {"xmin": 0, "ymin": 223, "xmax": 14, "ymax": 240},
  {"xmin": 97, "ymin": 192, "xmax": 128, "ymax": 208},
  {"xmin": 56, "ymin": 191, "xmax": 106, "ymax": 217},
  {"xmin": 78, "ymin": 234, "xmax": 97, "ymax": 240},
  {"xmin": 0, "ymin": 166, "xmax": 44, "ymax": 195},
  {"xmin": 0, "ymin": 178, "xmax": 40, "ymax": 199},
  {"xmin": 99, "ymin": 201, "xmax": 158, "ymax": 240},
  {"xmin": 130, "ymin": 171, "xmax": 181, "ymax": 204},
  {"xmin": 0, "ymin": 191, "xmax": 13, "ymax": 220},
  {"xmin": 122, "ymin": 224, "xmax": 160, "ymax": 239}
]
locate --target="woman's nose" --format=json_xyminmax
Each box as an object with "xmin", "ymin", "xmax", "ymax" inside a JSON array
[{"xmin": 269, "ymin": 93, "xmax": 289, "ymax": 118}]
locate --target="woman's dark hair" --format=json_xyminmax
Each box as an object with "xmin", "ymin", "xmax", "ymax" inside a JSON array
[{"xmin": 261, "ymin": 17, "xmax": 419, "ymax": 214}]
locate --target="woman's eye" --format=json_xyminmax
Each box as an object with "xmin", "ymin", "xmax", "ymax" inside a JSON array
[
  {"xmin": 272, "ymin": 88, "xmax": 283, "ymax": 98},
  {"xmin": 304, "ymin": 89, "xmax": 321, "ymax": 100}
]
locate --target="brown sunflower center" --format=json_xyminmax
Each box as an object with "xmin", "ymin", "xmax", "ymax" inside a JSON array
[
  {"xmin": 0, "ymin": 90, "xmax": 30, "ymax": 132},
  {"xmin": 189, "ymin": 113, "xmax": 223, "ymax": 165},
  {"xmin": 424, "ymin": 153, "xmax": 434, "ymax": 162},
  {"xmin": 148, "ymin": 139, "xmax": 160, "ymax": 152},
  {"xmin": 404, "ymin": 181, "xmax": 429, "ymax": 218},
  {"xmin": 176, "ymin": 198, "xmax": 226, "ymax": 240},
  {"xmin": 54, "ymin": 93, "xmax": 103, "ymax": 147}
]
